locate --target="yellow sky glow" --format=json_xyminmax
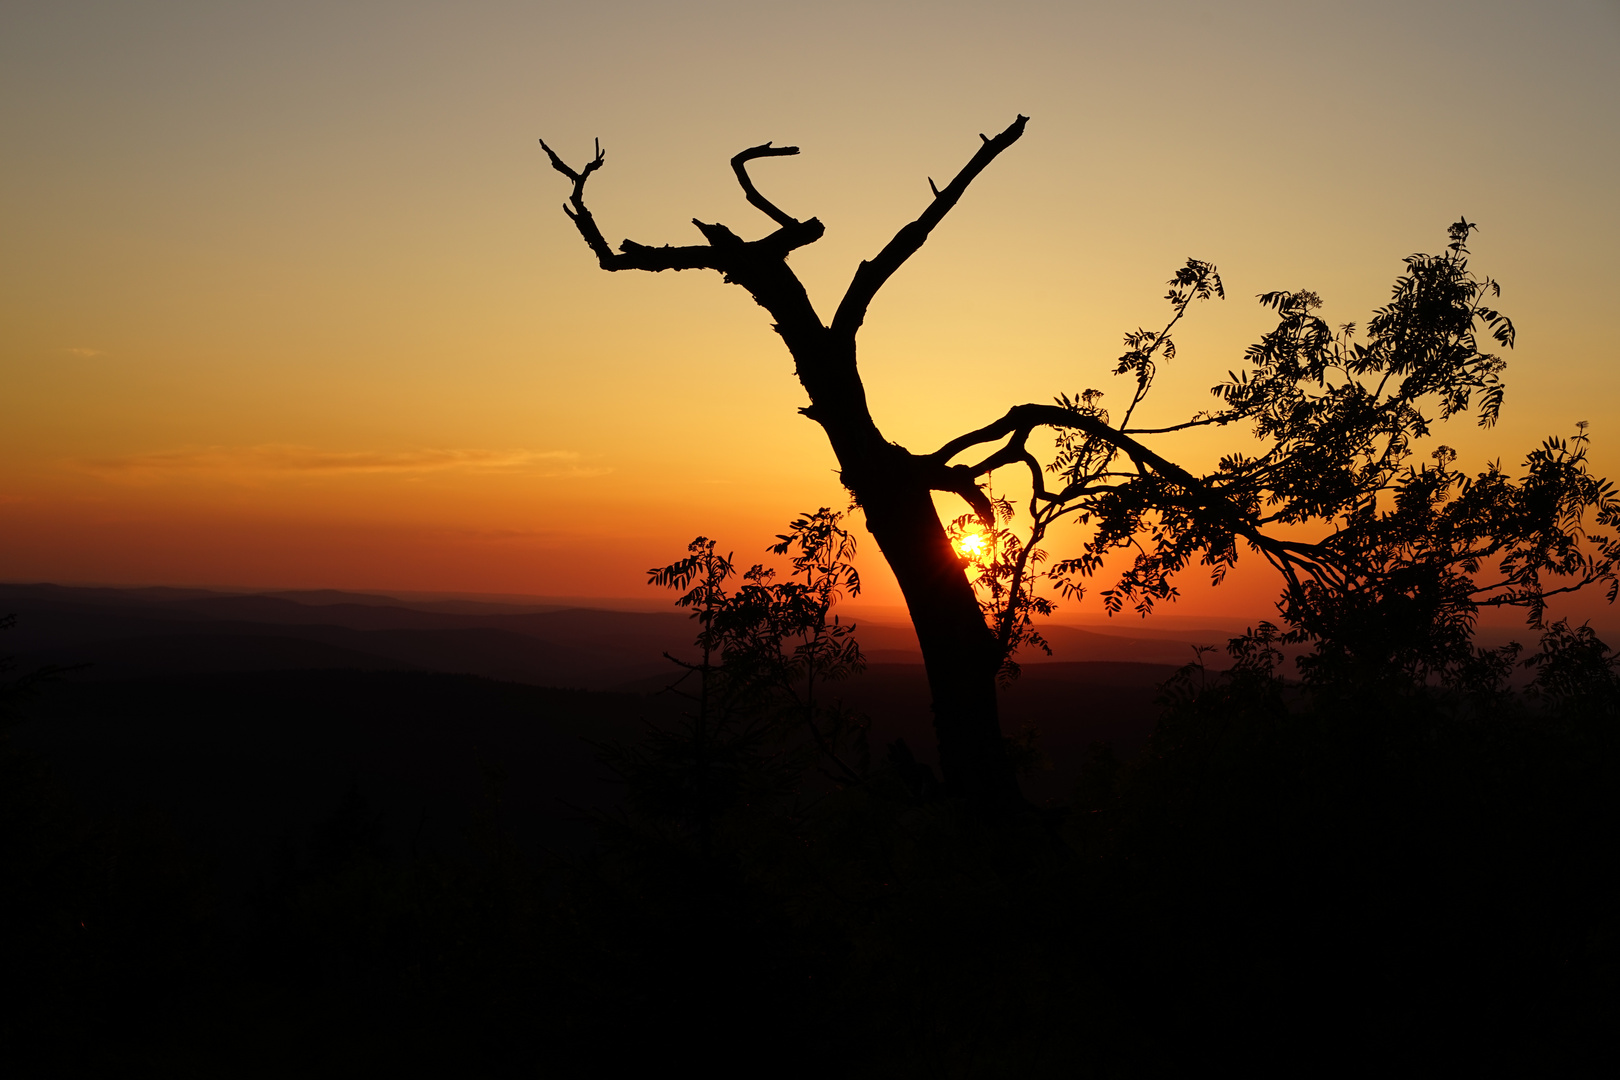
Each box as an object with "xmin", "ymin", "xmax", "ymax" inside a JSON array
[{"xmin": 3, "ymin": 1, "xmax": 1618, "ymax": 628}]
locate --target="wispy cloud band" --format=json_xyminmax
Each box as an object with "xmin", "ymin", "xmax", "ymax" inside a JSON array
[{"xmin": 72, "ymin": 445, "xmax": 610, "ymax": 479}]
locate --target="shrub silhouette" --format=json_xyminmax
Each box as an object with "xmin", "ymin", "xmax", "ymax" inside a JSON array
[{"xmin": 597, "ymin": 508, "xmax": 870, "ymax": 861}]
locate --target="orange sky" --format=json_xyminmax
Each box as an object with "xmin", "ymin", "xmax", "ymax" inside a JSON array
[{"xmin": 4, "ymin": 1, "xmax": 1619, "ymax": 629}]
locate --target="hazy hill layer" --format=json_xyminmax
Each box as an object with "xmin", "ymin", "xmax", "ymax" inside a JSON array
[
  {"xmin": 1, "ymin": 582, "xmax": 1232, "ymax": 685},
  {"xmin": 3, "ymin": 582, "xmax": 1192, "ymax": 804}
]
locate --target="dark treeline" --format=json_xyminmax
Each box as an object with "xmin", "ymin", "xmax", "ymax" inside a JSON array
[{"xmin": 4, "ymin": 549, "xmax": 1618, "ymax": 1075}]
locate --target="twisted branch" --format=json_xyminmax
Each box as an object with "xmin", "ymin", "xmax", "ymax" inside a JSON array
[
  {"xmin": 731, "ymin": 142, "xmax": 801, "ymax": 228},
  {"xmin": 539, "ymin": 137, "xmax": 824, "ymax": 275},
  {"xmin": 926, "ymin": 463, "xmax": 996, "ymax": 524},
  {"xmin": 931, "ymin": 403, "xmax": 1350, "ymax": 588}
]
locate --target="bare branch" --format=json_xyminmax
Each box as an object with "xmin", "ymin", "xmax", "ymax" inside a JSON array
[
  {"xmin": 831, "ymin": 115, "xmax": 1029, "ymax": 339},
  {"xmin": 614, "ymin": 238, "xmax": 729, "ymax": 273},
  {"xmin": 691, "ymin": 219, "xmax": 746, "ymax": 249},
  {"xmin": 754, "ymin": 218, "xmax": 827, "ymax": 258},
  {"xmin": 935, "ymin": 404, "xmax": 1193, "ymax": 487},
  {"xmin": 539, "ymin": 137, "xmax": 619, "ymax": 265},
  {"xmin": 926, "ymin": 463, "xmax": 995, "ymax": 525},
  {"xmin": 539, "ymin": 136, "xmax": 604, "ymax": 202},
  {"xmin": 964, "ymin": 429, "xmax": 1034, "ymax": 478},
  {"xmin": 540, "ymin": 137, "xmax": 824, "ymax": 279},
  {"xmin": 1045, "ymin": 475, "xmax": 1138, "ymax": 507},
  {"xmin": 964, "ymin": 432, "xmax": 1061, "ymax": 508},
  {"xmin": 731, "ymin": 143, "xmax": 802, "ymax": 228},
  {"xmin": 1122, "ymin": 413, "xmax": 1233, "ymax": 436},
  {"xmin": 930, "ymin": 403, "xmax": 1072, "ymax": 466},
  {"xmin": 1490, "ymin": 580, "xmax": 1600, "ymax": 606},
  {"xmin": 930, "ymin": 402, "xmax": 1290, "ymax": 551}
]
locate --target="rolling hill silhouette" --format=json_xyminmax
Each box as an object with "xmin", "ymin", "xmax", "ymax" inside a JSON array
[
  {"xmin": 1, "ymin": 582, "xmax": 1232, "ymax": 684},
  {"xmin": 3, "ymin": 582, "xmax": 1233, "ymax": 818}
]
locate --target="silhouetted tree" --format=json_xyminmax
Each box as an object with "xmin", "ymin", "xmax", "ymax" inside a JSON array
[
  {"xmin": 542, "ymin": 119, "xmax": 1618, "ymax": 812},
  {"xmin": 608, "ymin": 509, "xmax": 868, "ymax": 862}
]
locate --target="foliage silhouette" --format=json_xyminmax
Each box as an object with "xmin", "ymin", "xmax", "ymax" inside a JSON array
[
  {"xmin": 542, "ymin": 119, "xmax": 1619, "ymax": 812},
  {"xmin": 1059, "ymin": 610, "xmax": 1620, "ymax": 1071},
  {"xmin": 597, "ymin": 508, "xmax": 871, "ymax": 865}
]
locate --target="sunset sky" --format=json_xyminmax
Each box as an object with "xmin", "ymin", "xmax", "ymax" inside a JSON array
[{"xmin": 4, "ymin": 1, "xmax": 1618, "ymax": 626}]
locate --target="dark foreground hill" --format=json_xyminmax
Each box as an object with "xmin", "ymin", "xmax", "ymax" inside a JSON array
[
  {"xmin": 13, "ymin": 671, "xmax": 665, "ymax": 884},
  {"xmin": 0, "ymin": 582, "xmax": 697, "ymax": 688},
  {"xmin": 13, "ymin": 660, "xmax": 1176, "ymax": 883},
  {"xmin": 0, "ymin": 581, "xmax": 1186, "ymax": 806},
  {"xmin": 10, "ymin": 585, "xmax": 1609, "ymax": 1073},
  {"xmin": 7, "ymin": 658, "xmax": 1613, "ymax": 1075},
  {"xmin": 1, "ymin": 651, "xmax": 1176, "ymax": 1075}
]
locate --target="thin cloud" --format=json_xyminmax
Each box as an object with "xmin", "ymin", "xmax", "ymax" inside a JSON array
[{"xmin": 73, "ymin": 445, "xmax": 611, "ymax": 479}]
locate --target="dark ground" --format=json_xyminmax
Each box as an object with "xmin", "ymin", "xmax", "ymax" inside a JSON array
[
  {"xmin": 1, "ymin": 585, "xmax": 1183, "ymax": 1076},
  {"xmin": 6, "ymin": 584, "xmax": 1614, "ymax": 1075},
  {"xmin": 12, "ymin": 660, "xmax": 1174, "ymax": 896},
  {"xmin": 1, "ymin": 581, "xmax": 1181, "ymax": 858}
]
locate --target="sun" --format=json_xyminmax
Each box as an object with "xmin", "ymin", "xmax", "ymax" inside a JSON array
[{"xmin": 956, "ymin": 533, "xmax": 989, "ymax": 561}]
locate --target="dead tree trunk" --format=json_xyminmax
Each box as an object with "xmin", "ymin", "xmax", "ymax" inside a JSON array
[{"xmin": 541, "ymin": 118, "xmax": 1030, "ymax": 811}]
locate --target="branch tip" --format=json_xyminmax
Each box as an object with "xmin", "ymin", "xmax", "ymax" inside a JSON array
[{"xmin": 831, "ymin": 114, "xmax": 1029, "ymax": 339}]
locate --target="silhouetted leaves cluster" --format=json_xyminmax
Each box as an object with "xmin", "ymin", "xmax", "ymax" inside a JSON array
[
  {"xmin": 1029, "ymin": 223, "xmax": 1620, "ymax": 690},
  {"xmin": 601, "ymin": 509, "xmax": 870, "ymax": 855}
]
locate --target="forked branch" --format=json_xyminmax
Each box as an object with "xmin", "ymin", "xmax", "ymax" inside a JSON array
[
  {"xmin": 539, "ymin": 137, "xmax": 602, "ymax": 205},
  {"xmin": 539, "ymin": 137, "xmax": 618, "ymax": 265},
  {"xmin": 541, "ymin": 137, "xmax": 824, "ymax": 277},
  {"xmin": 927, "ymin": 463, "xmax": 997, "ymax": 525},
  {"xmin": 932, "ymin": 403, "xmax": 1281, "ymax": 545},
  {"xmin": 932, "ymin": 404, "xmax": 1157, "ymax": 477}
]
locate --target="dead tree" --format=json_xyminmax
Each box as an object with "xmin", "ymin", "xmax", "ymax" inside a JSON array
[
  {"xmin": 541, "ymin": 117, "xmax": 1619, "ymax": 814},
  {"xmin": 541, "ymin": 119, "xmax": 1041, "ymax": 810}
]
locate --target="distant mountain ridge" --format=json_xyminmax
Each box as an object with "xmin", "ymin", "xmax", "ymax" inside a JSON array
[
  {"xmin": 1, "ymin": 583, "xmax": 689, "ymax": 688},
  {"xmin": 4, "ymin": 583, "xmax": 1232, "ymax": 800},
  {"xmin": 1, "ymin": 582, "xmax": 1239, "ymax": 687}
]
